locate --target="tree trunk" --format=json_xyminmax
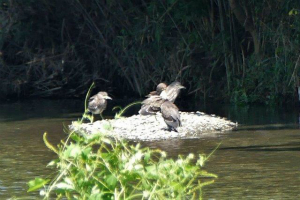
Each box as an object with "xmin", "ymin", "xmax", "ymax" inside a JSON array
[{"xmin": 228, "ymin": 0, "xmax": 260, "ymax": 56}]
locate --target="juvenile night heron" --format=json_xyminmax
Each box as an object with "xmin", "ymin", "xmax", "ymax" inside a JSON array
[
  {"xmin": 139, "ymin": 95, "xmax": 164, "ymax": 115},
  {"xmin": 88, "ymin": 91, "xmax": 112, "ymax": 122},
  {"xmin": 146, "ymin": 82, "xmax": 168, "ymax": 97},
  {"xmin": 139, "ymin": 82, "xmax": 167, "ymax": 115},
  {"xmin": 139, "ymin": 81, "xmax": 185, "ymax": 115},
  {"xmin": 160, "ymin": 100, "xmax": 181, "ymax": 132},
  {"xmin": 160, "ymin": 81, "xmax": 185, "ymax": 103}
]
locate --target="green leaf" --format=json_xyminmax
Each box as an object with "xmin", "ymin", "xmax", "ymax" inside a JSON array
[
  {"xmin": 289, "ymin": 9, "xmax": 298, "ymax": 16},
  {"xmin": 106, "ymin": 174, "xmax": 117, "ymax": 189},
  {"xmin": 27, "ymin": 177, "xmax": 50, "ymax": 192},
  {"xmin": 145, "ymin": 166, "xmax": 158, "ymax": 178},
  {"xmin": 199, "ymin": 171, "xmax": 218, "ymax": 178},
  {"xmin": 63, "ymin": 144, "xmax": 82, "ymax": 159},
  {"xmin": 82, "ymin": 147, "xmax": 92, "ymax": 160},
  {"xmin": 144, "ymin": 152, "xmax": 151, "ymax": 162},
  {"xmin": 70, "ymin": 133, "xmax": 82, "ymax": 142}
]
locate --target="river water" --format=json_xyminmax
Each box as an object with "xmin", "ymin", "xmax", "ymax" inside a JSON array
[{"xmin": 0, "ymin": 100, "xmax": 300, "ymax": 199}]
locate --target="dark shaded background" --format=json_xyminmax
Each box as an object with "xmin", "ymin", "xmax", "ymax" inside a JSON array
[{"xmin": 1, "ymin": 0, "xmax": 299, "ymax": 105}]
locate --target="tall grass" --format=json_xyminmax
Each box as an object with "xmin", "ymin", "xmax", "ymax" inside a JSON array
[{"xmin": 1, "ymin": 0, "xmax": 300, "ymax": 104}]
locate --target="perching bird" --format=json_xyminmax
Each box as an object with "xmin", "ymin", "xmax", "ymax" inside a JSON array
[
  {"xmin": 88, "ymin": 91, "xmax": 112, "ymax": 122},
  {"xmin": 146, "ymin": 82, "xmax": 167, "ymax": 97},
  {"xmin": 139, "ymin": 82, "xmax": 167, "ymax": 115},
  {"xmin": 160, "ymin": 100, "xmax": 181, "ymax": 132},
  {"xmin": 160, "ymin": 81, "xmax": 185, "ymax": 103}
]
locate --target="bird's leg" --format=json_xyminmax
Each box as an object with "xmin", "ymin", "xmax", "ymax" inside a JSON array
[
  {"xmin": 154, "ymin": 114, "xmax": 158, "ymax": 122},
  {"xmin": 100, "ymin": 113, "xmax": 104, "ymax": 120},
  {"xmin": 91, "ymin": 115, "xmax": 94, "ymax": 123}
]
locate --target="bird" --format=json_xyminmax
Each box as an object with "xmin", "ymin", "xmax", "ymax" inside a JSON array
[
  {"xmin": 160, "ymin": 100, "xmax": 181, "ymax": 132},
  {"xmin": 139, "ymin": 95, "xmax": 164, "ymax": 115},
  {"xmin": 88, "ymin": 91, "xmax": 112, "ymax": 122},
  {"xmin": 146, "ymin": 82, "xmax": 167, "ymax": 97},
  {"xmin": 139, "ymin": 81, "xmax": 185, "ymax": 116},
  {"xmin": 160, "ymin": 81, "xmax": 185, "ymax": 103},
  {"xmin": 139, "ymin": 82, "xmax": 167, "ymax": 115}
]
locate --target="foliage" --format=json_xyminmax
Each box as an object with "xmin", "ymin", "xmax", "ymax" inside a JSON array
[
  {"xmin": 113, "ymin": 101, "xmax": 141, "ymax": 119},
  {"xmin": 28, "ymin": 131, "xmax": 217, "ymax": 199},
  {"xmin": 1, "ymin": 0, "xmax": 300, "ymax": 104},
  {"xmin": 81, "ymin": 82, "xmax": 96, "ymax": 123}
]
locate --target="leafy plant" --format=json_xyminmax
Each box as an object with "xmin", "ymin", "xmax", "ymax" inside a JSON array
[
  {"xmin": 28, "ymin": 130, "xmax": 217, "ymax": 199},
  {"xmin": 81, "ymin": 82, "xmax": 95, "ymax": 123},
  {"xmin": 113, "ymin": 101, "xmax": 141, "ymax": 119}
]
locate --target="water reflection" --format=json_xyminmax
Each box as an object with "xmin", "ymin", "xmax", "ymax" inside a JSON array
[{"xmin": 1, "ymin": 100, "xmax": 300, "ymax": 199}]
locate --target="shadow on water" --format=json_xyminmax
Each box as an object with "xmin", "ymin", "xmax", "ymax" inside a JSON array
[
  {"xmin": 220, "ymin": 143, "xmax": 300, "ymax": 152},
  {"xmin": 1, "ymin": 99, "xmax": 300, "ymax": 199}
]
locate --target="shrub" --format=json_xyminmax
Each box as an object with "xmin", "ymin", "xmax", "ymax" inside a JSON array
[{"xmin": 28, "ymin": 130, "xmax": 217, "ymax": 199}]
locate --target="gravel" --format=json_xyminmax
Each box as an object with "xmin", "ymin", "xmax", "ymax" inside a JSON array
[{"xmin": 70, "ymin": 111, "xmax": 238, "ymax": 141}]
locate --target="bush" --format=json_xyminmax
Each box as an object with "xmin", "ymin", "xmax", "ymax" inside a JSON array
[{"xmin": 28, "ymin": 130, "xmax": 217, "ymax": 199}]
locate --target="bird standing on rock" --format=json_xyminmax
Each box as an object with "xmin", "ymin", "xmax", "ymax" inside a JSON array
[
  {"xmin": 160, "ymin": 100, "xmax": 181, "ymax": 132},
  {"xmin": 88, "ymin": 91, "xmax": 112, "ymax": 122}
]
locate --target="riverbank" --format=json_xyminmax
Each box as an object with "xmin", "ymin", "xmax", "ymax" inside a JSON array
[{"xmin": 70, "ymin": 111, "xmax": 238, "ymax": 141}]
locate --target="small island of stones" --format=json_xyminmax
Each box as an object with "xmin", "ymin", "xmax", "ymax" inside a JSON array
[
  {"xmin": 70, "ymin": 111, "xmax": 238, "ymax": 141},
  {"xmin": 70, "ymin": 81, "xmax": 238, "ymax": 141}
]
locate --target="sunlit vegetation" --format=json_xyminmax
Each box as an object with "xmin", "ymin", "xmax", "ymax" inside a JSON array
[
  {"xmin": 27, "ymin": 131, "xmax": 217, "ymax": 199},
  {"xmin": 1, "ymin": 0, "xmax": 299, "ymax": 104}
]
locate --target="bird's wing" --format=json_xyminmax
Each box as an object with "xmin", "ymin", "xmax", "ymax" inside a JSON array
[
  {"xmin": 88, "ymin": 96, "xmax": 95, "ymax": 102},
  {"xmin": 162, "ymin": 104, "xmax": 180, "ymax": 124},
  {"xmin": 139, "ymin": 105, "xmax": 157, "ymax": 115},
  {"xmin": 141, "ymin": 96, "xmax": 163, "ymax": 114},
  {"xmin": 88, "ymin": 96, "xmax": 105, "ymax": 110},
  {"xmin": 141, "ymin": 95, "xmax": 161, "ymax": 104},
  {"xmin": 88, "ymin": 101, "xmax": 98, "ymax": 110}
]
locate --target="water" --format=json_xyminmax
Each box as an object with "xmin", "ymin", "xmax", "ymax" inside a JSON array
[{"xmin": 1, "ymin": 100, "xmax": 300, "ymax": 199}]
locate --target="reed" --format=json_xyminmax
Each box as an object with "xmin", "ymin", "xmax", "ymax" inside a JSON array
[{"xmin": 1, "ymin": 0, "xmax": 300, "ymax": 104}]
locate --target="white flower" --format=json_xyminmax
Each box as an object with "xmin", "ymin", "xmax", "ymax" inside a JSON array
[
  {"xmin": 134, "ymin": 164, "xmax": 143, "ymax": 170},
  {"xmin": 143, "ymin": 190, "xmax": 150, "ymax": 198},
  {"xmin": 187, "ymin": 153, "xmax": 194, "ymax": 160},
  {"xmin": 134, "ymin": 151, "xmax": 143, "ymax": 161},
  {"xmin": 176, "ymin": 159, "xmax": 183, "ymax": 165},
  {"xmin": 39, "ymin": 189, "xmax": 46, "ymax": 196},
  {"xmin": 161, "ymin": 151, "xmax": 167, "ymax": 158}
]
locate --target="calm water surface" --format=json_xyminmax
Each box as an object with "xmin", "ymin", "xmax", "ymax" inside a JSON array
[{"xmin": 1, "ymin": 100, "xmax": 300, "ymax": 199}]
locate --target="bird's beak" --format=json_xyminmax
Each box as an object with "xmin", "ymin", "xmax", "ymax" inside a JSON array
[
  {"xmin": 180, "ymin": 86, "xmax": 186, "ymax": 89},
  {"xmin": 105, "ymin": 96, "xmax": 112, "ymax": 100}
]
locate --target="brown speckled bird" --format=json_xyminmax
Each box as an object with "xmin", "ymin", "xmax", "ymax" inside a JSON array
[
  {"xmin": 88, "ymin": 91, "xmax": 112, "ymax": 121},
  {"xmin": 139, "ymin": 82, "xmax": 167, "ymax": 115},
  {"xmin": 160, "ymin": 100, "xmax": 181, "ymax": 132},
  {"xmin": 139, "ymin": 95, "xmax": 164, "ymax": 115},
  {"xmin": 160, "ymin": 81, "xmax": 185, "ymax": 103},
  {"xmin": 146, "ymin": 82, "xmax": 168, "ymax": 97}
]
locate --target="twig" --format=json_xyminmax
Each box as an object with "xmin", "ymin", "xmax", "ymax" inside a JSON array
[{"xmin": 288, "ymin": 54, "xmax": 300, "ymax": 86}]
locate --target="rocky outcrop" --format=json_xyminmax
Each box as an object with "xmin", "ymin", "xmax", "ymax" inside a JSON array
[{"xmin": 70, "ymin": 111, "xmax": 238, "ymax": 141}]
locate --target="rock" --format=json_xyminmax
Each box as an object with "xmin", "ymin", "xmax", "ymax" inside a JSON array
[{"xmin": 69, "ymin": 112, "xmax": 238, "ymax": 141}]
